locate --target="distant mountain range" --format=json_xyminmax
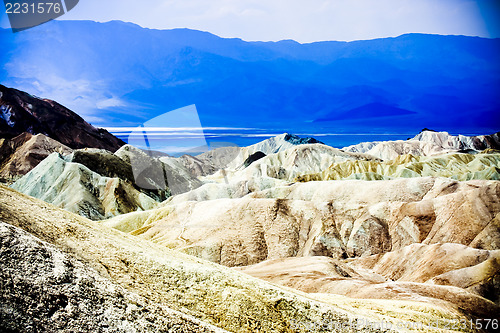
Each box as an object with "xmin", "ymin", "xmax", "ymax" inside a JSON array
[{"xmin": 1, "ymin": 20, "xmax": 499, "ymax": 134}]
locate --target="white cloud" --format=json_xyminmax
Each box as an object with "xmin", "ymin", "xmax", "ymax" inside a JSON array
[{"xmin": 96, "ymin": 97, "xmax": 126, "ymax": 110}]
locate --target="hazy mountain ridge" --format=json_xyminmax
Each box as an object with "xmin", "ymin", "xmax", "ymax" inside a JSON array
[{"xmin": 2, "ymin": 21, "xmax": 499, "ymax": 132}]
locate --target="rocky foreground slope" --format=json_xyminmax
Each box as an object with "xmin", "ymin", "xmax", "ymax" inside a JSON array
[
  {"xmin": 0, "ymin": 222, "xmax": 225, "ymax": 333},
  {"xmin": 1, "ymin": 185, "xmax": 480, "ymax": 332}
]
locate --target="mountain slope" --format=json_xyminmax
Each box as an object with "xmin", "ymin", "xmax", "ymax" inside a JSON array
[
  {"xmin": 103, "ymin": 176, "xmax": 500, "ymax": 321},
  {"xmin": 0, "ymin": 84, "xmax": 124, "ymax": 152},
  {"xmin": 0, "ymin": 132, "xmax": 72, "ymax": 182}
]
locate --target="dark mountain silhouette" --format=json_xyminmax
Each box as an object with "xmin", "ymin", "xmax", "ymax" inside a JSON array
[{"xmin": 0, "ymin": 85, "xmax": 124, "ymax": 152}]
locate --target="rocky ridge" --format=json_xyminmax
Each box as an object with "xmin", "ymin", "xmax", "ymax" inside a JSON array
[
  {"xmin": 296, "ymin": 152, "xmax": 500, "ymax": 182},
  {"xmin": 0, "ymin": 132, "xmax": 72, "ymax": 182},
  {"xmin": 0, "ymin": 84, "xmax": 124, "ymax": 152},
  {"xmin": 343, "ymin": 130, "xmax": 500, "ymax": 161},
  {"xmin": 9, "ymin": 144, "xmax": 211, "ymax": 219},
  {"xmin": 203, "ymin": 143, "xmax": 379, "ymax": 184},
  {"xmin": 235, "ymin": 246, "xmax": 500, "ymax": 321}
]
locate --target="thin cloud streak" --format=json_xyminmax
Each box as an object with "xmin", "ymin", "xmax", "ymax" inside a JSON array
[{"xmin": 105, "ymin": 127, "xmax": 254, "ymax": 132}]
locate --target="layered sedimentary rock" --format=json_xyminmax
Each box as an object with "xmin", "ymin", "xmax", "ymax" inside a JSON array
[
  {"xmin": 67, "ymin": 148, "xmax": 136, "ymax": 182},
  {"xmin": 106, "ymin": 177, "xmax": 500, "ymax": 260},
  {"xmin": 235, "ymin": 246, "xmax": 500, "ymax": 320},
  {"xmin": 348, "ymin": 243, "xmax": 500, "ymax": 304},
  {"xmin": 296, "ymin": 153, "xmax": 500, "ymax": 182},
  {"xmin": 10, "ymin": 143, "xmax": 211, "ymax": 220},
  {"xmin": 67, "ymin": 147, "xmax": 168, "ymax": 202},
  {"xmin": 0, "ymin": 84, "xmax": 124, "ymax": 152},
  {"xmin": 11, "ymin": 153, "xmax": 157, "ymax": 220},
  {"xmin": 0, "ymin": 132, "xmax": 72, "ymax": 182},
  {"xmin": 173, "ymin": 154, "xmax": 218, "ymax": 177},
  {"xmin": 1, "ymin": 184, "xmax": 471, "ymax": 333},
  {"xmin": 343, "ymin": 130, "xmax": 500, "ymax": 161},
  {"xmin": 104, "ymin": 176, "xmax": 500, "ymax": 322},
  {"xmin": 195, "ymin": 146, "xmax": 242, "ymax": 172}
]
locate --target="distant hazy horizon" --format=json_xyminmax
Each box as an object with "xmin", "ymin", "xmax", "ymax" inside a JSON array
[{"xmin": 1, "ymin": 0, "xmax": 499, "ymax": 42}]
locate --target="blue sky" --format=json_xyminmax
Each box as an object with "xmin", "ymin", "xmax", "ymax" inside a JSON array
[{"xmin": 1, "ymin": 0, "xmax": 499, "ymax": 42}]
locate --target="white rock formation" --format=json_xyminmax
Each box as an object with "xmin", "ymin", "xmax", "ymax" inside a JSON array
[
  {"xmin": 10, "ymin": 153, "xmax": 157, "ymax": 220},
  {"xmin": 413, "ymin": 130, "xmax": 500, "ymax": 151},
  {"xmin": 343, "ymin": 130, "xmax": 500, "ymax": 160},
  {"xmin": 204, "ymin": 143, "xmax": 378, "ymax": 184}
]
